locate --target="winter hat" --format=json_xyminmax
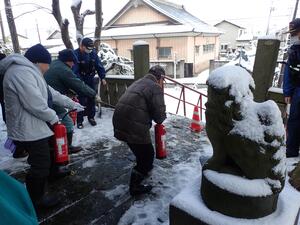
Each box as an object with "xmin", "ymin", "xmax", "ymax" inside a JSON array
[
  {"xmin": 24, "ymin": 44, "xmax": 52, "ymax": 64},
  {"xmin": 58, "ymin": 49, "xmax": 78, "ymax": 63},
  {"xmin": 149, "ymin": 65, "xmax": 165, "ymax": 80},
  {"xmin": 81, "ymin": 38, "xmax": 94, "ymax": 50},
  {"xmin": 287, "ymin": 18, "xmax": 300, "ymax": 35}
]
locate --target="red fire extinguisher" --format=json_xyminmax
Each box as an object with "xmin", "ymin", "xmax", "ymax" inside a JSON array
[
  {"xmin": 69, "ymin": 97, "xmax": 79, "ymax": 125},
  {"xmin": 155, "ymin": 123, "xmax": 167, "ymax": 159},
  {"xmin": 53, "ymin": 122, "xmax": 69, "ymax": 165}
]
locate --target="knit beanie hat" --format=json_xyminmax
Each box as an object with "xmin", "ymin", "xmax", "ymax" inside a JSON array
[
  {"xmin": 58, "ymin": 49, "xmax": 78, "ymax": 63},
  {"xmin": 149, "ymin": 65, "xmax": 165, "ymax": 80},
  {"xmin": 24, "ymin": 44, "xmax": 52, "ymax": 64}
]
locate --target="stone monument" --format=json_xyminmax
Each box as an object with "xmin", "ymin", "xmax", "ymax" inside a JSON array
[
  {"xmin": 169, "ymin": 65, "xmax": 295, "ymax": 225},
  {"xmin": 201, "ymin": 65, "xmax": 286, "ymax": 218}
]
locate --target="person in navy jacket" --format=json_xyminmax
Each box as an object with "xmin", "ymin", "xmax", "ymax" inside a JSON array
[
  {"xmin": 284, "ymin": 18, "xmax": 300, "ymax": 157},
  {"xmin": 73, "ymin": 38, "xmax": 106, "ymax": 129}
]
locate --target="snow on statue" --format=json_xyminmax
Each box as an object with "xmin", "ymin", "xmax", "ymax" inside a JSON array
[{"xmin": 201, "ymin": 65, "xmax": 286, "ymax": 219}]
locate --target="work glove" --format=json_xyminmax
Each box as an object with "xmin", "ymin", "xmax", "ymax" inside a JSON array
[
  {"xmin": 95, "ymin": 95, "xmax": 102, "ymax": 104},
  {"xmin": 73, "ymin": 102, "xmax": 85, "ymax": 112}
]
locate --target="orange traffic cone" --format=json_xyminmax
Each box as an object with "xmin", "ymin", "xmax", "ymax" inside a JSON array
[{"xmin": 190, "ymin": 106, "xmax": 203, "ymax": 132}]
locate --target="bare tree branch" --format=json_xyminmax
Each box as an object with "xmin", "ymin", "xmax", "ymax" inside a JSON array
[
  {"xmin": 11, "ymin": 2, "xmax": 52, "ymax": 13},
  {"xmin": 14, "ymin": 7, "xmax": 51, "ymax": 20},
  {"xmin": 52, "ymin": 0, "xmax": 73, "ymax": 49},
  {"xmin": 82, "ymin": 9, "xmax": 95, "ymax": 17},
  {"xmin": 71, "ymin": 1, "xmax": 95, "ymax": 45}
]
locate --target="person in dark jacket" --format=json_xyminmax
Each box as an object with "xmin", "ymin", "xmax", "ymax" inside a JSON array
[
  {"xmin": 73, "ymin": 37, "xmax": 106, "ymax": 129},
  {"xmin": 45, "ymin": 49, "xmax": 96, "ymax": 154},
  {"xmin": 113, "ymin": 65, "xmax": 166, "ymax": 196},
  {"xmin": 284, "ymin": 18, "xmax": 300, "ymax": 157}
]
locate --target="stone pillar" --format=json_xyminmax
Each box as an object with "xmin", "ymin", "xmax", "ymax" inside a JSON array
[
  {"xmin": 133, "ymin": 40, "xmax": 149, "ymax": 80},
  {"xmin": 252, "ymin": 39, "xmax": 280, "ymax": 102}
]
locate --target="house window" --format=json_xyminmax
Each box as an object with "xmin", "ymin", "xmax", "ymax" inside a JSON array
[
  {"xmin": 158, "ymin": 47, "xmax": 172, "ymax": 58},
  {"xmin": 221, "ymin": 44, "xmax": 228, "ymax": 51},
  {"xmin": 195, "ymin": 45, "xmax": 200, "ymax": 55},
  {"xmin": 203, "ymin": 44, "xmax": 215, "ymax": 54}
]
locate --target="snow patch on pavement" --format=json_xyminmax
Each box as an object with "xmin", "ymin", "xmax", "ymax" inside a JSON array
[{"xmin": 117, "ymin": 131, "xmax": 211, "ymax": 225}]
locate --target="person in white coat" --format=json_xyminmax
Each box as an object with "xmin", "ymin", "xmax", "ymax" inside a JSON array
[{"xmin": 0, "ymin": 44, "xmax": 84, "ymax": 210}]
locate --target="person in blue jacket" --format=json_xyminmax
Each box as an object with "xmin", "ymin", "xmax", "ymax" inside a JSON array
[
  {"xmin": 73, "ymin": 38, "xmax": 106, "ymax": 129},
  {"xmin": 284, "ymin": 18, "xmax": 300, "ymax": 157}
]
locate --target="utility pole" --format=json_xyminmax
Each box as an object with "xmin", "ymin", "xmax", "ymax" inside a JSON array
[{"xmin": 293, "ymin": 0, "xmax": 299, "ymax": 20}]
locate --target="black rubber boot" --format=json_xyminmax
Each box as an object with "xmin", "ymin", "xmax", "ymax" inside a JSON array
[
  {"xmin": 67, "ymin": 132, "xmax": 82, "ymax": 154},
  {"xmin": 26, "ymin": 175, "xmax": 60, "ymax": 210},
  {"xmin": 88, "ymin": 118, "xmax": 97, "ymax": 126},
  {"xmin": 129, "ymin": 169, "xmax": 152, "ymax": 196}
]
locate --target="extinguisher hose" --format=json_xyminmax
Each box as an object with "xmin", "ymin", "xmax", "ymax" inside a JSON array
[{"xmin": 61, "ymin": 109, "xmax": 77, "ymax": 121}]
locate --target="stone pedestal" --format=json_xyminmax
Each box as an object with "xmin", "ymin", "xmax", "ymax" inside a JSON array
[{"xmin": 170, "ymin": 176, "xmax": 300, "ymax": 225}]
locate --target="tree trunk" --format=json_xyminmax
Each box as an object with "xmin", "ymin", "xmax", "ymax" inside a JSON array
[
  {"xmin": 52, "ymin": 0, "xmax": 73, "ymax": 49},
  {"xmin": 4, "ymin": 0, "xmax": 20, "ymax": 52},
  {"xmin": 71, "ymin": 1, "xmax": 95, "ymax": 45},
  {"xmin": 71, "ymin": 1, "xmax": 83, "ymax": 44},
  {"xmin": 94, "ymin": 0, "xmax": 102, "ymax": 52}
]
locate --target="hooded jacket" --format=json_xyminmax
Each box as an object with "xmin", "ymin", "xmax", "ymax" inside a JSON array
[{"xmin": 0, "ymin": 54, "xmax": 75, "ymax": 141}]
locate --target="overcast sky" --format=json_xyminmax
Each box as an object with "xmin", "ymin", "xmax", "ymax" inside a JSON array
[{"xmin": 0, "ymin": 0, "xmax": 297, "ymax": 42}]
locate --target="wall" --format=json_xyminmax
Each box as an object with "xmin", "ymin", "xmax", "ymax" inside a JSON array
[
  {"xmin": 104, "ymin": 37, "xmax": 188, "ymax": 62},
  {"xmin": 215, "ymin": 22, "xmax": 241, "ymax": 50},
  {"xmin": 114, "ymin": 4, "xmax": 170, "ymax": 25},
  {"xmin": 104, "ymin": 35, "xmax": 219, "ymax": 76},
  {"xmin": 188, "ymin": 36, "xmax": 219, "ymax": 74}
]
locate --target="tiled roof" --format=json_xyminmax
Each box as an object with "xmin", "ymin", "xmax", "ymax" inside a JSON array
[{"xmin": 105, "ymin": 0, "xmax": 221, "ymax": 34}]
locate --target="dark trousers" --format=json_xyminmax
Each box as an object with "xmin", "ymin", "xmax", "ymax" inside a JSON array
[
  {"xmin": 0, "ymin": 101, "xmax": 5, "ymax": 123},
  {"xmin": 127, "ymin": 143, "xmax": 154, "ymax": 176},
  {"xmin": 77, "ymin": 96, "xmax": 96, "ymax": 123},
  {"xmin": 14, "ymin": 137, "xmax": 51, "ymax": 178},
  {"xmin": 287, "ymin": 90, "xmax": 300, "ymax": 156},
  {"xmin": 77, "ymin": 77, "xmax": 96, "ymax": 124}
]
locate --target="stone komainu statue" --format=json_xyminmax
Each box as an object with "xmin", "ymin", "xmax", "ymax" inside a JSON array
[{"xmin": 201, "ymin": 65, "xmax": 286, "ymax": 219}]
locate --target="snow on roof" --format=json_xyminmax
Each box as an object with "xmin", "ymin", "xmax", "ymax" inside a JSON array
[
  {"xmin": 215, "ymin": 20, "xmax": 245, "ymax": 29},
  {"xmin": 203, "ymin": 170, "xmax": 275, "ymax": 197},
  {"xmin": 172, "ymin": 176, "xmax": 300, "ymax": 225},
  {"xmin": 104, "ymin": 0, "xmax": 220, "ymax": 34},
  {"xmin": 101, "ymin": 24, "xmax": 219, "ymax": 39},
  {"xmin": 147, "ymin": 0, "xmax": 220, "ymax": 33}
]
